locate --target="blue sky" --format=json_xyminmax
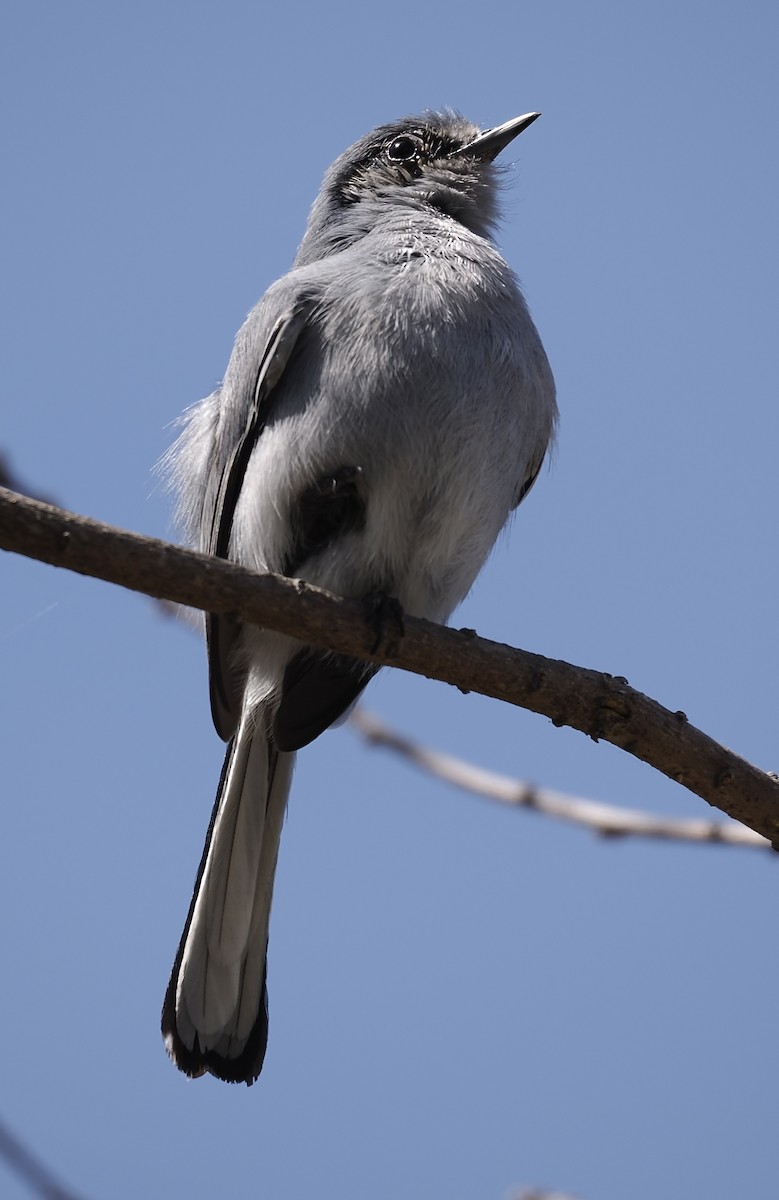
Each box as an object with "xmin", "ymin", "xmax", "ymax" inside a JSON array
[{"xmin": 2, "ymin": 2, "xmax": 778, "ymax": 1198}]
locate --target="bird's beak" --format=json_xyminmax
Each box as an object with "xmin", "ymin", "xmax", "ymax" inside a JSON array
[{"xmin": 454, "ymin": 112, "xmax": 541, "ymax": 162}]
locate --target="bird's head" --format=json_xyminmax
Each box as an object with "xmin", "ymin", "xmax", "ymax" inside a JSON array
[{"xmin": 295, "ymin": 110, "xmax": 540, "ymax": 264}]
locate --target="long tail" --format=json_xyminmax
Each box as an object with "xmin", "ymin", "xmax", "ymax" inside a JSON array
[{"xmin": 162, "ymin": 709, "xmax": 294, "ymax": 1085}]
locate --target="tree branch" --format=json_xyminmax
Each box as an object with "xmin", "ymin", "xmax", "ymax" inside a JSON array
[
  {"xmin": 0, "ymin": 1113, "xmax": 89, "ymax": 1200},
  {"xmin": 513, "ymin": 1191, "xmax": 583, "ymax": 1200},
  {"xmin": 351, "ymin": 711, "xmax": 772, "ymax": 850},
  {"xmin": 2, "ymin": 485, "xmax": 778, "ymax": 845}
]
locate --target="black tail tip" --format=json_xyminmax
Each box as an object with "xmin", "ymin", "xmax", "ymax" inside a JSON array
[{"xmin": 161, "ymin": 979, "xmax": 269, "ymax": 1086}]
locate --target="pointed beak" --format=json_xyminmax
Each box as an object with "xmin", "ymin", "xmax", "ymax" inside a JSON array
[{"xmin": 454, "ymin": 112, "xmax": 541, "ymax": 162}]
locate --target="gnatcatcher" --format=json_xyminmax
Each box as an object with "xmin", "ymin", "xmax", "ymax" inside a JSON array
[{"xmin": 162, "ymin": 110, "xmax": 557, "ymax": 1084}]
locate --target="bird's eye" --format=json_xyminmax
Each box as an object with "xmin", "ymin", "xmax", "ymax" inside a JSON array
[{"xmin": 386, "ymin": 135, "xmax": 422, "ymax": 163}]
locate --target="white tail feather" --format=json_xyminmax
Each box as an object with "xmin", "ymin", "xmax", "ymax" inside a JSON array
[{"xmin": 174, "ymin": 709, "xmax": 295, "ymax": 1056}]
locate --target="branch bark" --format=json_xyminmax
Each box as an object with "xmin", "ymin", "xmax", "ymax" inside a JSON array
[
  {"xmin": 0, "ymin": 1112, "xmax": 89, "ymax": 1200},
  {"xmin": 2, "ymin": 484, "xmax": 778, "ymax": 845},
  {"xmin": 351, "ymin": 711, "xmax": 772, "ymax": 849}
]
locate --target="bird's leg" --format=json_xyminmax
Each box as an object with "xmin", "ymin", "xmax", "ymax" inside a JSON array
[
  {"xmin": 284, "ymin": 465, "xmax": 367, "ymax": 577},
  {"xmin": 363, "ymin": 590, "xmax": 405, "ymax": 659}
]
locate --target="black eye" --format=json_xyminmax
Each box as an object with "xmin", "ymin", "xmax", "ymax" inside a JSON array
[{"xmin": 386, "ymin": 134, "xmax": 422, "ymax": 163}]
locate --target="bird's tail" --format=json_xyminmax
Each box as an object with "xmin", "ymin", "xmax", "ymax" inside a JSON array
[{"xmin": 162, "ymin": 708, "xmax": 294, "ymax": 1084}]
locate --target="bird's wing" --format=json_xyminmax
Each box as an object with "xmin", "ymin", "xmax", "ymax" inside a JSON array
[
  {"xmin": 513, "ymin": 449, "xmax": 548, "ymax": 508},
  {"xmin": 205, "ymin": 298, "xmax": 313, "ymax": 741}
]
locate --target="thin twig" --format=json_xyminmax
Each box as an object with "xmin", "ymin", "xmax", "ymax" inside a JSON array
[
  {"xmin": 2, "ymin": 485, "xmax": 779, "ymax": 844},
  {"xmin": 0, "ymin": 1114, "xmax": 90, "ymax": 1200},
  {"xmin": 351, "ymin": 711, "xmax": 771, "ymax": 849},
  {"xmin": 512, "ymin": 1191, "xmax": 583, "ymax": 1200}
]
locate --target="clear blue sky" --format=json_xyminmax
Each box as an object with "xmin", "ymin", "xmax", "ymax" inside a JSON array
[{"xmin": 2, "ymin": 2, "xmax": 778, "ymax": 1198}]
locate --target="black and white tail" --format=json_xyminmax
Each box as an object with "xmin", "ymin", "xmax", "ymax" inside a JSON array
[{"xmin": 162, "ymin": 709, "xmax": 294, "ymax": 1085}]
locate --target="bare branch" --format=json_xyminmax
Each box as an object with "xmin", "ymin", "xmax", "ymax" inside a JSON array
[
  {"xmin": 2, "ymin": 485, "xmax": 778, "ymax": 844},
  {"xmin": 0, "ymin": 1113, "xmax": 90, "ymax": 1200},
  {"xmin": 512, "ymin": 1191, "xmax": 584, "ymax": 1200},
  {"xmin": 351, "ymin": 711, "xmax": 772, "ymax": 850},
  {"xmin": 513, "ymin": 1192, "xmax": 583, "ymax": 1200}
]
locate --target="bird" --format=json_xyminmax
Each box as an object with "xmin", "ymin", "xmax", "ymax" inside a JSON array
[{"xmin": 161, "ymin": 109, "xmax": 557, "ymax": 1085}]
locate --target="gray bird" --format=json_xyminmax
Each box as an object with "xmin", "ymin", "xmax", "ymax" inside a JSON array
[{"xmin": 162, "ymin": 109, "xmax": 557, "ymax": 1085}]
